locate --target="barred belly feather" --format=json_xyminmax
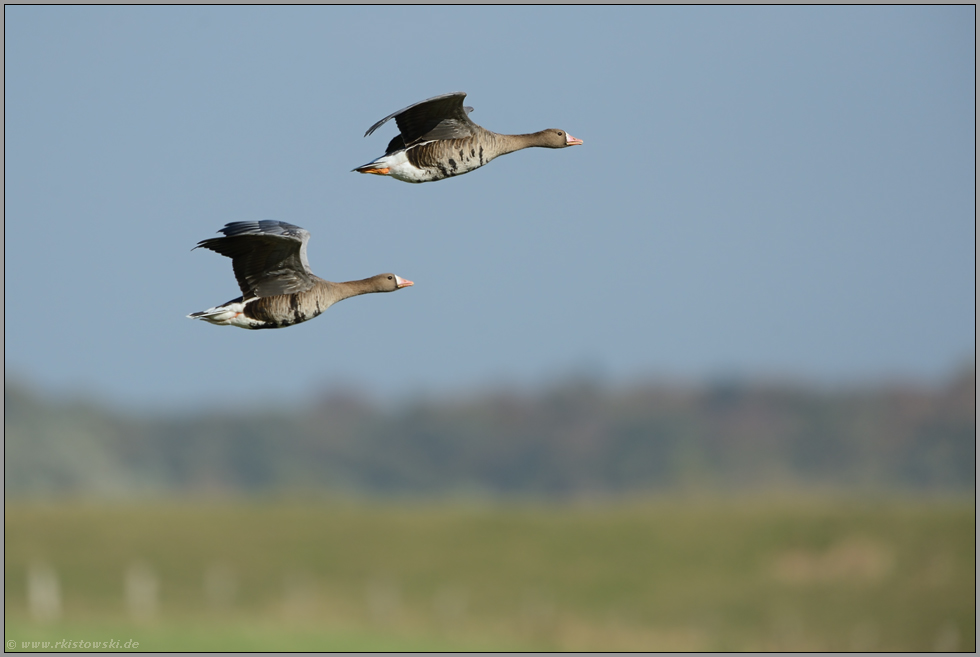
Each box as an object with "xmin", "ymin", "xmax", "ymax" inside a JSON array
[{"xmin": 243, "ymin": 293, "xmax": 326, "ymax": 329}]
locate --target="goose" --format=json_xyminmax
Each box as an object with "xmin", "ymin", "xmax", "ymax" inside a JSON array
[
  {"xmin": 354, "ymin": 91, "xmax": 582, "ymax": 183},
  {"xmin": 188, "ymin": 221, "xmax": 413, "ymax": 330}
]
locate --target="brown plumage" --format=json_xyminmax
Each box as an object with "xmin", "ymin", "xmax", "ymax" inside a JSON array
[
  {"xmin": 188, "ymin": 221, "xmax": 413, "ymax": 330},
  {"xmin": 354, "ymin": 91, "xmax": 583, "ymax": 183}
]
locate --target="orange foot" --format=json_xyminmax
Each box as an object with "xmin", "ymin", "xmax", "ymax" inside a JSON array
[{"xmin": 358, "ymin": 167, "xmax": 390, "ymax": 176}]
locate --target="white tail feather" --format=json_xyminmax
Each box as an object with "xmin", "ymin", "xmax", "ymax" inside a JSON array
[{"xmin": 187, "ymin": 301, "xmax": 255, "ymax": 328}]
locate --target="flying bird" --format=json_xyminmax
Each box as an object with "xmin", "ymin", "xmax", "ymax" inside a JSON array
[
  {"xmin": 188, "ymin": 221, "xmax": 413, "ymax": 330},
  {"xmin": 354, "ymin": 91, "xmax": 583, "ymax": 183}
]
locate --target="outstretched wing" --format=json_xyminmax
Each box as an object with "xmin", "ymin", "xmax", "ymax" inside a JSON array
[
  {"xmin": 195, "ymin": 220, "xmax": 316, "ymax": 298},
  {"xmin": 364, "ymin": 92, "xmax": 479, "ymax": 148}
]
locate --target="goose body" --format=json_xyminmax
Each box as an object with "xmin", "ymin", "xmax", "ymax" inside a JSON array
[
  {"xmin": 188, "ymin": 221, "xmax": 413, "ymax": 330},
  {"xmin": 354, "ymin": 92, "xmax": 582, "ymax": 183}
]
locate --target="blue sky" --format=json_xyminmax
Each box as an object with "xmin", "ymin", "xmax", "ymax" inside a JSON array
[{"xmin": 4, "ymin": 6, "xmax": 975, "ymax": 410}]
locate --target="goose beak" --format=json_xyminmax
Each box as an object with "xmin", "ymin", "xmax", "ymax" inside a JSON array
[
  {"xmin": 395, "ymin": 276, "xmax": 414, "ymax": 289},
  {"xmin": 566, "ymin": 133, "xmax": 583, "ymax": 146}
]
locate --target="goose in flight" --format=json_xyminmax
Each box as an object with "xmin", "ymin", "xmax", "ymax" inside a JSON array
[
  {"xmin": 354, "ymin": 91, "xmax": 582, "ymax": 183},
  {"xmin": 188, "ymin": 221, "xmax": 413, "ymax": 330}
]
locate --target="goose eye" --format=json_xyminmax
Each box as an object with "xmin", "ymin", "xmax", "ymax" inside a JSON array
[{"xmin": 387, "ymin": 275, "xmax": 393, "ymax": 280}]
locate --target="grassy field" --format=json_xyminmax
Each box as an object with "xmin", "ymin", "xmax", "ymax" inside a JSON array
[{"xmin": 4, "ymin": 495, "xmax": 975, "ymax": 651}]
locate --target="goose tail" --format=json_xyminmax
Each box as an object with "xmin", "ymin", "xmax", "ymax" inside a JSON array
[
  {"xmin": 353, "ymin": 160, "xmax": 391, "ymax": 176},
  {"xmin": 187, "ymin": 298, "xmax": 251, "ymax": 327}
]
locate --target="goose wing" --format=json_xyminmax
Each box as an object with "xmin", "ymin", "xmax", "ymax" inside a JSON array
[
  {"xmin": 364, "ymin": 92, "xmax": 478, "ymax": 148},
  {"xmin": 195, "ymin": 221, "xmax": 316, "ymax": 298}
]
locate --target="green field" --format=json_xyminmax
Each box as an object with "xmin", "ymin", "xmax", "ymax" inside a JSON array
[{"xmin": 4, "ymin": 496, "xmax": 975, "ymax": 651}]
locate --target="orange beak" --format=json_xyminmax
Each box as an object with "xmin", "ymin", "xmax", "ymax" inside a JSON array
[
  {"xmin": 395, "ymin": 275, "xmax": 414, "ymax": 289},
  {"xmin": 566, "ymin": 133, "xmax": 583, "ymax": 146}
]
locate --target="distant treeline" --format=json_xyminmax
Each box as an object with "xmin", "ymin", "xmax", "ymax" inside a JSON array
[{"xmin": 5, "ymin": 365, "xmax": 975, "ymax": 497}]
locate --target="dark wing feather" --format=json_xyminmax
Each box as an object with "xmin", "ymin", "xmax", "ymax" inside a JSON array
[
  {"xmin": 364, "ymin": 92, "xmax": 479, "ymax": 147},
  {"xmin": 384, "ymin": 134, "xmax": 406, "ymax": 156},
  {"xmin": 195, "ymin": 221, "xmax": 315, "ymax": 299}
]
